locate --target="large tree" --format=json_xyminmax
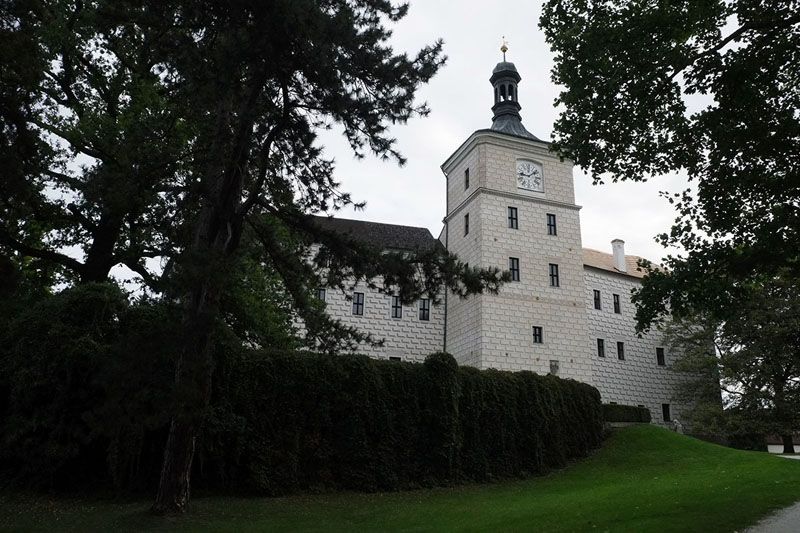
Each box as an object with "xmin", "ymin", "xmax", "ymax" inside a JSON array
[
  {"xmin": 3, "ymin": 0, "xmax": 508, "ymax": 512},
  {"xmin": 539, "ymin": 0, "xmax": 800, "ymax": 329},
  {"xmin": 665, "ymin": 274, "xmax": 800, "ymax": 452}
]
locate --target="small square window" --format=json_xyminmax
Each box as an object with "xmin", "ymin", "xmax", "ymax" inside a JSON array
[
  {"xmin": 549, "ymin": 360, "xmax": 559, "ymax": 376},
  {"xmin": 662, "ymin": 403, "xmax": 671, "ymax": 422},
  {"xmin": 352, "ymin": 292, "xmax": 364, "ymax": 316},
  {"xmin": 465, "ymin": 168, "xmax": 470, "ymax": 189},
  {"xmin": 532, "ymin": 326, "xmax": 543, "ymax": 344},
  {"xmin": 547, "ymin": 213, "xmax": 557, "ymax": 236},
  {"xmin": 419, "ymin": 298, "xmax": 430, "ymax": 321},
  {"xmin": 391, "ymin": 295, "xmax": 402, "ymax": 319},
  {"xmin": 657, "ymin": 347, "xmax": 666, "ymax": 366},
  {"xmin": 316, "ymin": 288, "xmax": 326, "ymax": 302},
  {"xmin": 509, "ymin": 257, "xmax": 520, "ymax": 282},
  {"xmin": 593, "ymin": 289, "xmax": 602, "ymax": 310},
  {"xmin": 597, "ymin": 338, "xmax": 605, "ymax": 358},
  {"xmin": 508, "ymin": 206, "xmax": 518, "ymax": 229},
  {"xmin": 464, "ymin": 213, "xmax": 469, "ymax": 236},
  {"xmin": 549, "ymin": 263, "xmax": 560, "ymax": 287},
  {"xmin": 617, "ymin": 341, "xmax": 625, "ymax": 360},
  {"xmin": 613, "ymin": 294, "xmax": 621, "ymax": 314}
]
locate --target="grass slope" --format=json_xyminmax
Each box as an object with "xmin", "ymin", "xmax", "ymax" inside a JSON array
[{"xmin": 3, "ymin": 425, "xmax": 800, "ymax": 532}]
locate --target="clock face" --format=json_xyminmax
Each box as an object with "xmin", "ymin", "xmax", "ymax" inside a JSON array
[{"xmin": 516, "ymin": 161, "xmax": 543, "ymax": 191}]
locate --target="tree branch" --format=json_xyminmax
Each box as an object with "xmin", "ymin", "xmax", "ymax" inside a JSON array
[{"xmin": 0, "ymin": 226, "xmax": 84, "ymax": 274}]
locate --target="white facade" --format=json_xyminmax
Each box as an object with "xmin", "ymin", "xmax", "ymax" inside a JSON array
[
  {"xmin": 314, "ymin": 60, "xmax": 689, "ymax": 427},
  {"xmin": 319, "ymin": 282, "xmax": 444, "ymax": 362}
]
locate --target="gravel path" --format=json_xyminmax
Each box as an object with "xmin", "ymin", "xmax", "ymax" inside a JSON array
[
  {"xmin": 741, "ymin": 500, "xmax": 800, "ymax": 532},
  {"xmin": 741, "ymin": 456, "xmax": 800, "ymax": 532}
]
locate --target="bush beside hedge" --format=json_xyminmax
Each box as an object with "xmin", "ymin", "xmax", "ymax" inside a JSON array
[
  {"xmin": 200, "ymin": 351, "xmax": 604, "ymax": 494},
  {"xmin": 602, "ymin": 403, "xmax": 652, "ymax": 424}
]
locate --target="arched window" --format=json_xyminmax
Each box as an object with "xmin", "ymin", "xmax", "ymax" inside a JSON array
[
  {"xmin": 500, "ymin": 85, "xmax": 507, "ymax": 101},
  {"xmin": 508, "ymin": 85, "xmax": 514, "ymax": 101},
  {"xmin": 494, "ymin": 87, "xmax": 499, "ymax": 104}
]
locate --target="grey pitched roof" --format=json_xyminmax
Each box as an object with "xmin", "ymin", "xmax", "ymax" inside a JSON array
[{"xmin": 312, "ymin": 216, "xmax": 442, "ymax": 252}]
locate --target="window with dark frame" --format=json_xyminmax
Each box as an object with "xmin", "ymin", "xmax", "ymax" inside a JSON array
[
  {"xmin": 547, "ymin": 213, "xmax": 557, "ymax": 235},
  {"xmin": 532, "ymin": 326, "xmax": 543, "ymax": 344},
  {"xmin": 549, "ymin": 263, "xmax": 560, "ymax": 287},
  {"xmin": 508, "ymin": 206, "xmax": 518, "ymax": 229},
  {"xmin": 657, "ymin": 347, "xmax": 666, "ymax": 366},
  {"xmin": 662, "ymin": 403, "xmax": 671, "ymax": 422},
  {"xmin": 617, "ymin": 341, "xmax": 625, "ymax": 360},
  {"xmin": 352, "ymin": 292, "xmax": 364, "ymax": 315},
  {"xmin": 316, "ymin": 288, "xmax": 326, "ymax": 302},
  {"xmin": 465, "ymin": 168, "xmax": 469, "ymax": 189},
  {"xmin": 597, "ymin": 338, "xmax": 605, "ymax": 357},
  {"xmin": 419, "ymin": 298, "xmax": 430, "ymax": 321},
  {"xmin": 593, "ymin": 289, "xmax": 602, "ymax": 310},
  {"xmin": 613, "ymin": 294, "xmax": 621, "ymax": 314},
  {"xmin": 509, "ymin": 257, "xmax": 520, "ymax": 282},
  {"xmin": 391, "ymin": 295, "xmax": 402, "ymax": 319},
  {"xmin": 464, "ymin": 213, "xmax": 469, "ymax": 236}
]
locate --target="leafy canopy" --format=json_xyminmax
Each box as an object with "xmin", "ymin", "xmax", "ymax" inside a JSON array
[{"xmin": 540, "ymin": 0, "xmax": 800, "ymax": 329}]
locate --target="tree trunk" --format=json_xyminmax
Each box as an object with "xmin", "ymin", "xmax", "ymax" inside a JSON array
[
  {"xmin": 152, "ymin": 83, "xmax": 251, "ymax": 512},
  {"xmin": 782, "ymin": 434, "xmax": 795, "ymax": 454},
  {"xmin": 152, "ymin": 418, "xmax": 197, "ymax": 513}
]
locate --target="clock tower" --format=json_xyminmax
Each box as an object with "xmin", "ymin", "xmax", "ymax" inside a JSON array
[{"xmin": 441, "ymin": 53, "xmax": 593, "ymax": 383}]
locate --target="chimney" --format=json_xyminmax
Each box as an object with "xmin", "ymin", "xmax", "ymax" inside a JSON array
[{"xmin": 611, "ymin": 239, "xmax": 626, "ymax": 272}]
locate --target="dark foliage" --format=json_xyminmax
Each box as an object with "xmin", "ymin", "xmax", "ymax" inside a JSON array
[
  {"xmin": 602, "ymin": 404, "xmax": 652, "ymax": 424},
  {"xmin": 200, "ymin": 351, "xmax": 603, "ymax": 494},
  {"xmin": 0, "ymin": 284, "xmax": 177, "ymax": 490},
  {"xmin": 1, "ymin": 324, "xmax": 603, "ymax": 493}
]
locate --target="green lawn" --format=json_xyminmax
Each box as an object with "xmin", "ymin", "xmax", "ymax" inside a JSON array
[{"xmin": 3, "ymin": 425, "xmax": 800, "ymax": 532}]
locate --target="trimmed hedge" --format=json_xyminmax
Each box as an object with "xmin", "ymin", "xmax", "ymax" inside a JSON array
[
  {"xmin": 602, "ymin": 403, "xmax": 652, "ymax": 424},
  {"xmin": 200, "ymin": 350, "xmax": 604, "ymax": 494}
]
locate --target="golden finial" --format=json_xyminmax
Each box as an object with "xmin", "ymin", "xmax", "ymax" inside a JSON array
[{"xmin": 501, "ymin": 37, "xmax": 509, "ymax": 61}]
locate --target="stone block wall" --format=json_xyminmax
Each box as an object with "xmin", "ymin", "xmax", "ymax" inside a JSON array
[
  {"xmin": 584, "ymin": 267, "xmax": 690, "ymax": 427},
  {"xmin": 318, "ymin": 281, "xmax": 444, "ymax": 362}
]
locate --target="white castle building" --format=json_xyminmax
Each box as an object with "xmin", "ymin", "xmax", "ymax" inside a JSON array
[{"xmin": 314, "ymin": 59, "xmax": 687, "ymax": 427}]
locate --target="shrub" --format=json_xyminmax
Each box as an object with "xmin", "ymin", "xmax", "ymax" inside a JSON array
[
  {"xmin": 200, "ymin": 351, "xmax": 604, "ymax": 493},
  {"xmin": 602, "ymin": 403, "xmax": 652, "ymax": 423}
]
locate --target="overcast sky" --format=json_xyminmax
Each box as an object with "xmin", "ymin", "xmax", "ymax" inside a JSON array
[{"xmin": 315, "ymin": 1, "xmax": 691, "ymax": 263}]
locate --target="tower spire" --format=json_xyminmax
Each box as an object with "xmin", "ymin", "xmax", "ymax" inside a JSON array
[{"xmin": 488, "ymin": 51, "xmax": 540, "ymax": 141}]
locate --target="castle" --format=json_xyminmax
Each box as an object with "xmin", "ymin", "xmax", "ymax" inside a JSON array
[{"xmin": 313, "ymin": 59, "xmax": 687, "ymax": 427}]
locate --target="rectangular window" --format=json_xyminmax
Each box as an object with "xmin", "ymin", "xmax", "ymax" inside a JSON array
[
  {"xmin": 419, "ymin": 298, "xmax": 430, "ymax": 321},
  {"xmin": 391, "ymin": 295, "xmax": 402, "ymax": 319},
  {"xmin": 316, "ymin": 288, "xmax": 326, "ymax": 302},
  {"xmin": 549, "ymin": 360, "xmax": 560, "ymax": 376},
  {"xmin": 549, "ymin": 263, "xmax": 560, "ymax": 287},
  {"xmin": 352, "ymin": 292, "xmax": 364, "ymax": 315},
  {"xmin": 464, "ymin": 213, "xmax": 469, "ymax": 236},
  {"xmin": 597, "ymin": 338, "xmax": 605, "ymax": 358},
  {"xmin": 464, "ymin": 168, "xmax": 469, "ymax": 189},
  {"xmin": 593, "ymin": 289, "xmax": 602, "ymax": 310},
  {"xmin": 662, "ymin": 403, "xmax": 671, "ymax": 422},
  {"xmin": 617, "ymin": 341, "xmax": 625, "ymax": 360},
  {"xmin": 508, "ymin": 206, "xmax": 518, "ymax": 229},
  {"xmin": 547, "ymin": 213, "xmax": 557, "ymax": 235},
  {"xmin": 509, "ymin": 257, "xmax": 520, "ymax": 282},
  {"xmin": 657, "ymin": 347, "xmax": 666, "ymax": 366},
  {"xmin": 532, "ymin": 326, "xmax": 543, "ymax": 344},
  {"xmin": 613, "ymin": 294, "xmax": 621, "ymax": 314},
  {"xmin": 389, "ymin": 356, "xmax": 402, "ymax": 361}
]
